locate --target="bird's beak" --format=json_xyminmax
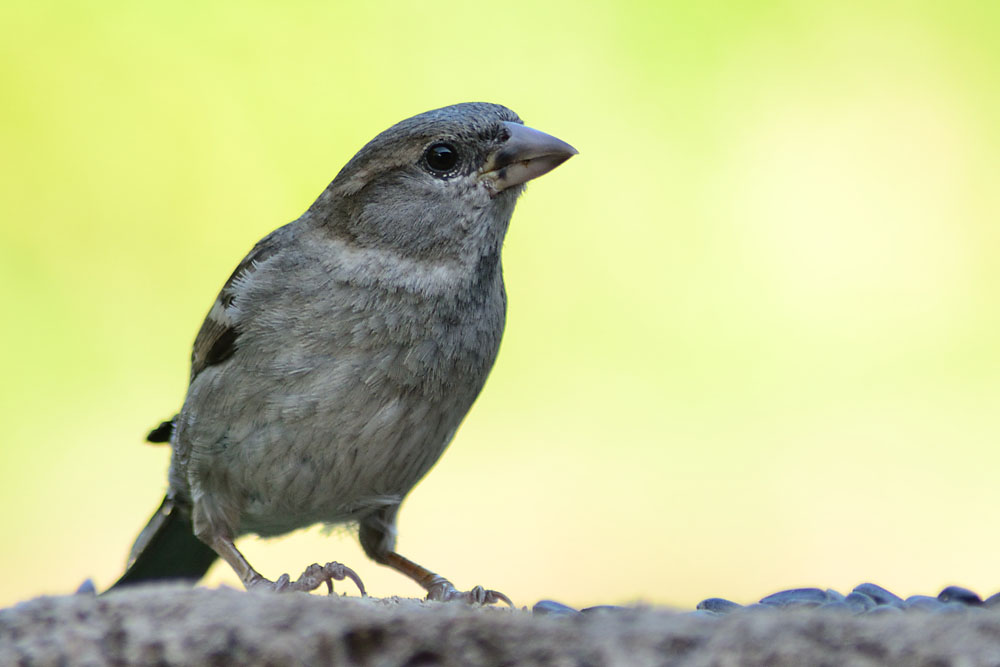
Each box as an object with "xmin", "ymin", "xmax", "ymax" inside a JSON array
[{"xmin": 480, "ymin": 121, "xmax": 578, "ymax": 194}]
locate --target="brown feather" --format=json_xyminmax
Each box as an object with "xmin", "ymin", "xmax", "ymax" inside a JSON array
[{"xmin": 189, "ymin": 228, "xmax": 285, "ymax": 382}]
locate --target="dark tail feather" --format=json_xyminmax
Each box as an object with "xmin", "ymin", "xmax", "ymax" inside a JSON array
[{"xmin": 107, "ymin": 496, "xmax": 218, "ymax": 591}]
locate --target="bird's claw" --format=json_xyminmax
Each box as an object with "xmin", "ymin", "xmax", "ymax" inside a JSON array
[
  {"xmin": 426, "ymin": 579, "xmax": 513, "ymax": 607},
  {"xmin": 249, "ymin": 561, "xmax": 367, "ymax": 596}
]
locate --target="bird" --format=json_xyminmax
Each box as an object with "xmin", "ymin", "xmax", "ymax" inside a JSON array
[{"xmin": 109, "ymin": 102, "xmax": 577, "ymax": 604}]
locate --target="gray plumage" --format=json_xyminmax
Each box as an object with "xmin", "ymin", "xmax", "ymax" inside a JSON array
[{"xmin": 113, "ymin": 102, "xmax": 576, "ymax": 603}]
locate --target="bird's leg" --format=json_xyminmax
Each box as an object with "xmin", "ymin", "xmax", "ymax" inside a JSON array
[
  {"xmin": 208, "ymin": 535, "xmax": 264, "ymax": 586},
  {"xmin": 360, "ymin": 507, "xmax": 510, "ymax": 606},
  {"xmin": 382, "ymin": 550, "xmax": 513, "ymax": 607},
  {"xmin": 208, "ymin": 535, "xmax": 366, "ymax": 596}
]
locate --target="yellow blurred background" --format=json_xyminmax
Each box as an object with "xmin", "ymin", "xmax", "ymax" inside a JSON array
[{"xmin": 2, "ymin": 0, "xmax": 998, "ymax": 610}]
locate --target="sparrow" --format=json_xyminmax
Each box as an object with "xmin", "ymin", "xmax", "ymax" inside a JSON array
[{"xmin": 109, "ymin": 102, "xmax": 577, "ymax": 604}]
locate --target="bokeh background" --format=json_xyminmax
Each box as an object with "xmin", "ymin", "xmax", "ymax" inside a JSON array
[{"xmin": 2, "ymin": 0, "xmax": 998, "ymax": 610}]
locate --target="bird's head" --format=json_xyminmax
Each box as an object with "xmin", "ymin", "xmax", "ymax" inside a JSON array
[{"xmin": 310, "ymin": 103, "xmax": 577, "ymax": 263}]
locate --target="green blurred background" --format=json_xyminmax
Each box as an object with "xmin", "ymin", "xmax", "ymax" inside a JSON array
[{"xmin": 2, "ymin": 0, "xmax": 999, "ymax": 609}]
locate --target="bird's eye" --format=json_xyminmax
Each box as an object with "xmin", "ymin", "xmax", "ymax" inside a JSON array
[{"xmin": 423, "ymin": 142, "xmax": 459, "ymax": 175}]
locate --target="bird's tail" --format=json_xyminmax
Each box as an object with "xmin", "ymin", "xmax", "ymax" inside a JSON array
[{"xmin": 107, "ymin": 496, "xmax": 218, "ymax": 591}]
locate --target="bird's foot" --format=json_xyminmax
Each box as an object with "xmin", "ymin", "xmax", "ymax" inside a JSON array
[
  {"xmin": 248, "ymin": 561, "xmax": 367, "ymax": 596},
  {"xmin": 425, "ymin": 576, "xmax": 513, "ymax": 607}
]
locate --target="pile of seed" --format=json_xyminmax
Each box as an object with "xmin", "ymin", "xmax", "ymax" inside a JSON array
[{"xmin": 533, "ymin": 583, "xmax": 1000, "ymax": 618}]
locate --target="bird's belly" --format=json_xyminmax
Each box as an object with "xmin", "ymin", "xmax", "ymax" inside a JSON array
[{"xmin": 199, "ymin": 376, "xmax": 467, "ymax": 538}]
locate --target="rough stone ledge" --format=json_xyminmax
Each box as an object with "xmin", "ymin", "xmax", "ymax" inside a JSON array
[{"xmin": 3, "ymin": 585, "xmax": 1000, "ymax": 666}]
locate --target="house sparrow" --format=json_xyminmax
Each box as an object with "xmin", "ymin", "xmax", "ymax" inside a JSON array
[{"xmin": 110, "ymin": 102, "xmax": 577, "ymax": 604}]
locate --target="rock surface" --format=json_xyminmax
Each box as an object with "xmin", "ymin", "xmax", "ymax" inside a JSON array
[{"xmin": 4, "ymin": 585, "xmax": 1000, "ymax": 665}]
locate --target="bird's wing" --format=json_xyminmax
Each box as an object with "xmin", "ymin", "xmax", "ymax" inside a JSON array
[
  {"xmin": 141, "ymin": 226, "xmax": 293, "ymax": 446},
  {"xmin": 189, "ymin": 225, "xmax": 290, "ymax": 383},
  {"xmin": 141, "ymin": 226, "xmax": 293, "ymax": 445}
]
